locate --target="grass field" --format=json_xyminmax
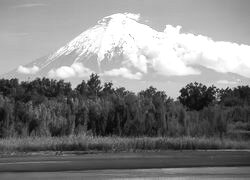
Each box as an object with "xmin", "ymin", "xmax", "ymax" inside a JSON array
[{"xmin": 0, "ymin": 135, "xmax": 249, "ymax": 153}]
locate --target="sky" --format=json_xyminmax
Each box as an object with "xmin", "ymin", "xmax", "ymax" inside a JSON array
[{"xmin": 0, "ymin": 0, "xmax": 250, "ymax": 75}]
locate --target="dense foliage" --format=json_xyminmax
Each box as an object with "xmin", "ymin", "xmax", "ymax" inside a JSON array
[
  {"xmin": 178, "ymin": 82, "xmax": 218, "ymax": 111},
  {"xmin": 0, "ymin": 75, "xmax": 249, "ymax": 139}
]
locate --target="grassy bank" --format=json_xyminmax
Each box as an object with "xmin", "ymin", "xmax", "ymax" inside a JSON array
[{"xmin": 0, "ymin": 136, "xmax": 250, "ymax": 153}]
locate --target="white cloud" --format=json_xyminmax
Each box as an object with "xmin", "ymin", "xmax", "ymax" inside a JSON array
[
  {"xmin": 118, "ymin": 24, "xmax": 201, "ymax": 76},
  {"xmin": 12, "ymin": 3, "xmax": 47, "ymax": 9},
  {"xmin": 217, "ymin": 80, "xmax": 238, "ymax": 85},
  {"xmin": 124, "ymin": 13, "xmax": 141, "ymax": 21},
  {"xmin": 17, "ymin": 65, "xmax": 39, "ymax": 74},
  {"xmin": 48, "ymin": 63, "xmax": 92, "ymax": 79},
  {"xmin": 115, "ymin": 23, "xmax": 250, "ymax": 78},
  {"xmin": 103, "ymin": 68, "xmax": 142, "ymax": 80},
  {"xmin": 162, "ymin": 25, "xmax": 250, "ymax": 77}
]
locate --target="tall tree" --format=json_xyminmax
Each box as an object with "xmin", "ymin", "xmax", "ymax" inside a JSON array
[
  {"xmin": 178, "ymin": 82, "xmax": 217, "ymax": 111},
  {"xmin": 87, "ymin": 73, "xmax": 102, "ymax": 97}
]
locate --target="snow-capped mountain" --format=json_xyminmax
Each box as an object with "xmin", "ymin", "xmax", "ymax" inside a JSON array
[{"xmin": 4, "ymin": 13, "xmax": 250, "ymax": 97}]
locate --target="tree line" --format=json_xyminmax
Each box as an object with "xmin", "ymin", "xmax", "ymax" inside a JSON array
[{"xmin": 0, "ymin": 74, "xmax": 250, "ymax": 138}]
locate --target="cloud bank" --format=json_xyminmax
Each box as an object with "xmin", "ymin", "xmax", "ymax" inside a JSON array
[
  {"xmin": 103, "ymin": 68, "xmax": 142, "ymax": 80},
  {"xmin": 119, "ymin": 23, "xmax": 250, "ymax": 78},
  {"xmin": 217, "ymin": 80, "xmax": 238, "ymax": 85},
  {"xmin": 48, "ymin": 63, "xmax": 92, "ymax": 79},
  {"xmin": 162, "ymin": 25, "xmax": 250, "ymax": 78},
  {"xmin": 17, "ymin": 65, "xmax": 39, "ymax": 74}
]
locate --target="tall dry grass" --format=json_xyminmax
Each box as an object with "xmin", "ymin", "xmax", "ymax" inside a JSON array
[{"xmin": 0, "ymin": 135, "xmax": 249, "ymax": 153}]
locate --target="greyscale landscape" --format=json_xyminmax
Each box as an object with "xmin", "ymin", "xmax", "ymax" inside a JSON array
[{"xmin": 0, "ymin": 0, "xmax": 250, "ymax": 179}]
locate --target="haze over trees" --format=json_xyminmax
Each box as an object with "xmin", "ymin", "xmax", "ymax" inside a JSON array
[{"xmin": 0, "ymin": 74, "xmax": 249, "ymax": 139}]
